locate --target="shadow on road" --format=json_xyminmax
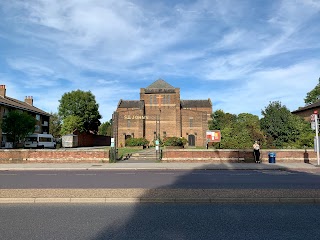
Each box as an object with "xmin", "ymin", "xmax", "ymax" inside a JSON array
[{"xmin": 90, "ymin": 163, "xmax": 320, "ymax": 240}]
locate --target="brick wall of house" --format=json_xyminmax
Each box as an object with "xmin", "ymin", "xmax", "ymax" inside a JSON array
[
  {"xmin": 162, "ymin": 149, "xmax": 317, "ymax": 163},
  {"xmin": 294, "ymin": 108, "xmax": 317, "ymax": 122},
  {"xmin": 0, "ymin": 149, "xmax": 109, "ymax": 163}
]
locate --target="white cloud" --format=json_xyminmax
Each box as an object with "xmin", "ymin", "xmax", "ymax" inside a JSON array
[{"xmin": 0, "ymin": 0, "xmax": 319, "ymax": 122}]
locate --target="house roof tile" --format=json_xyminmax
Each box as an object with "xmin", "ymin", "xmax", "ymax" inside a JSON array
[
  {"xmin": 291, "ymin": 100, "xmax": 320, "ymax": 113},
  {"xmin": 0, "ymin": 96, "xmax": 50, "ymax": 116}
]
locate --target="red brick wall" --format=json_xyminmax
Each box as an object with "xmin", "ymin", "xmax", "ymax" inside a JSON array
[
  {"xmin": 293, "ymin": 108, "xmax": 316, "ymax": 122},
  {"xmin": 74, "ymin": 131, "xmax": 111, "ymax": 147},
  {"xmin": 0, "ymin": 149, "xmax": 109, "ymax": 163},
  {"xmin": 117, "ymin": 108, "xmax": 144, "ymax": 147},
  {"xmin": 141, "ymin": 89, "xmax": 181, "ymax": 141},
  {"xmin": 0, "ymin": 148, "xmax": 317, "ymax": 164},
  {"xmin": 162, "ymin": 149, "xmax": 317, "ymax": 163},
  {"xmin": 181, "ymin": 109, "xmax": 209, "ymax": 146}
]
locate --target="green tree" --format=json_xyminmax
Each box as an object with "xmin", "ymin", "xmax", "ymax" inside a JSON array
[
  {"xmin": 60, "ymin": 115, "xmax": 84, "ymax": 135},
  {"xmin": 58, "ymin": 90, "xmax": 102, "ymax": 134},
  {"xmin": 209, "ymin": 110, "xmax": 236, "ymax": 130},
  {"xmin": 209, "ymin": 110, "xmax": 263, "ymax": 149},
  {"xmin": 98, "ymin": 119, "xmax": 112, "ymax": 136},
  {"xmin": 234, "ymin": 113, "xmax": 265, "ymax": 148},
  {"xmin": 1, "ymin": 110, "xmax": 36, "ymax": 147},
  {"xmin": 260, "ymin": 101, "xmax": 311, "ymax": 148},
  {"xmin": 49, "ymin": 112, "xmax": 62, "ymax": 138},
  {"xmin": 305, "ymin": 77, "xmax": 320, "ymax": 105},
  {"xmin": 283, "ymin": 114, "xmax": 314, "ymax": 148}
]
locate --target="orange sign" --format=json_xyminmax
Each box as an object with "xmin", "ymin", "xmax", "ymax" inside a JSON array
[{"xmin": 206, "ymin": 130, "xmax": 221, "ymax": 142}]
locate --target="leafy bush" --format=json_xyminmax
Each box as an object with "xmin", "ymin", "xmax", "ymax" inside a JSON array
[
  {"xmin": 125, "ymin": 137, "xmax": 149, "ymax": 146},
  {"xmin": 163, "ymin": 137, "xmax": 187, "ymax": 146}
]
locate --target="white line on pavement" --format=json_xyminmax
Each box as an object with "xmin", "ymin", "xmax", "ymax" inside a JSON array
[
  {"xmin": 191, "ymin": 173, "xmax": 212, "ymax": 175},
  {"xmin": 36, "ymin": 174, "xmax": 58, "ymax": 176},
  {"xmin": 115, "ymin": 173, "xmax": 136, "ymax": 175},
  {"xmin": 75, "ymin": 174, "xmax": 97, "ymax": 176},
  {"xmin": 154, "ymin": 173, "xmax": 175, "ymax": 175}
]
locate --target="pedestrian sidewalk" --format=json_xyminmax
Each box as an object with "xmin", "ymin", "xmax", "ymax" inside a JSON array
[{"xmin": 0, "ymin": 162, "xmax": 318, "ymax": 171}]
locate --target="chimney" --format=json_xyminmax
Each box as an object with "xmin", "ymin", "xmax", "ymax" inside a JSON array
[
  {"xmin": 0, "ymin": 85, "xmax": 6, "ymax": 97},
  {"xmin": 25, "ymin": 96, "xmax": 33, "ymax": 106}
]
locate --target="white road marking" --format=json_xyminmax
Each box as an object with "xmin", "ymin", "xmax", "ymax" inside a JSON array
[
  {"xmin": 259, "ymin": 171, "xmax": 294, "ymax": 175},
  {"xmin": 115, "ymin": 173, "xmax": 136, "ymax": 175},
  {"xmin": 154, "ymin": 173, "xmax": 175, "ymax": 175},
  {"xmin": 0, "ymin": 174, "xmax": 17, "ymax": 176},
  {"xmin": 191, "ymin": 173, "xmax": 213, "ymax": 175},
  {"xmin": 75, "ymin": 174, "xmax": 97, "ymax": 176},
  {"xmin": 36, "ymin": 174, "xmax": 58, "ymax": 176},
  {"xmin": 229, "ymin": 173, "xmax": 251, "ymax": 176}
]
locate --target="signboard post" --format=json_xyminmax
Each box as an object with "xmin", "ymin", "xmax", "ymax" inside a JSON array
[
  {"xmin": 314, "ymin": 111, "xmax": 320, "ymax": 166},
  {"xmin": 206, "ymin": 130, "xmax": 221, "ymax": 149},
  {"xmin": 155, "ymin": 139, "xmax": 160, "ymax": 160}
]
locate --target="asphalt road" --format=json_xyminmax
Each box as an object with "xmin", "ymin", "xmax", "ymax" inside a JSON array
[
  {"xmin": 1, "ymin": 203, "xmax": 320, "ymax": 240},
  {"xmin": 1, "ymin": 169, "xmax": 320, "ymax": 189}
]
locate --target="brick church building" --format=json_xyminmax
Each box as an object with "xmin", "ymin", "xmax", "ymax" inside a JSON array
[{"xmin": 113, "ymin": 79, "xmax": 212, "ymax": 147}]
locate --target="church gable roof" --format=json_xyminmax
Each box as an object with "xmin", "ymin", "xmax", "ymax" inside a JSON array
[
  {"xmin": 117, "ymin": 100, "xmax": 144, "ymax": 109},
  {"xmin": 146, "ymin": 79, "xmax": 175, "ymax": 89},
  {"xmin": 181, "ymin": 99, "xmax": 212, "ymax": 108}
]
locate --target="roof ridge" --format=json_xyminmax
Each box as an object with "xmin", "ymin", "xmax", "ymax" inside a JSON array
[
  {"xmin": 1, "ymin": 96, "xmax": 50, "ymax": 116},
  {"xmin": 146, "ymin": 79, "xmax": 175, "ymax": 89}
]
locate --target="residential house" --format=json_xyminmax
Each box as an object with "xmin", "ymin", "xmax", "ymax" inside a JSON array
[
  {"xmin": 291, "ymin": 100, "xmax": 320, "ymax": 122},
  {"xmin": 0, "ymin": 85, "xmax": 51, "ymax": 147}
]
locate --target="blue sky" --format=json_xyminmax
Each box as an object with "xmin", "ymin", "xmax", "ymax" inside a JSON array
[{"xmin": 0, "ymin": 0, "xmax": 319, "ymax": 122}]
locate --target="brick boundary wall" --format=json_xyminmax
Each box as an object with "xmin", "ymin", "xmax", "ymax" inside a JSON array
[
  {"xmin": 161, "ymin": 149, "xmax": 317, "ymax": 164},
  {"xmin": 0, "ymin": 148, "xmax": 317, "ymax": 164},
  {"xmin": 0, "ymin": 149, "xmax": 110, "ymax": 163}
]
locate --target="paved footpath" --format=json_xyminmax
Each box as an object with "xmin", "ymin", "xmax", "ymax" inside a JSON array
[
  {"xmin": 0, "ymin": 162, "xmax": 319, "ymax": 171},
  {"xmin": 1, "ymin": 162, "xmax": 319, "ymax": 204}
]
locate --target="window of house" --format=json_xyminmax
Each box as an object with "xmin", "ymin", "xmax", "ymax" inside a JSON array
[
  {"xmin": 36, "ymin": 114, "xmax": 40, "ymax": 121},
  {"xmin": 35, "ymin": 125, "xmax": 40, "ymax": 132},
  {"xmin": 3, "ymin": 108, "xmax": 8, "ymax": 117}
]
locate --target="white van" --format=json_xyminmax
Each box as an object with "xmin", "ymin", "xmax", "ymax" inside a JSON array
[{"xmin": 24, "ymin": 134, "xmax": 56, "ymax": 149}]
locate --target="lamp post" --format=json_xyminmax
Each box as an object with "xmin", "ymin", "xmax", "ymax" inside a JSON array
[
  {"xmin": 155, "ymin": 94, "xmax": 163, "ymax": 160},
  {"xmin": 314, "ymin": 111, "xmax": 320, "ymax": 166}
]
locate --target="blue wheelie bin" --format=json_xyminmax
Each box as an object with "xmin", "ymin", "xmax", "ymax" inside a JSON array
[{"xmin": 268, "ymin": 152, "xmax": 276, "ymax": 163}]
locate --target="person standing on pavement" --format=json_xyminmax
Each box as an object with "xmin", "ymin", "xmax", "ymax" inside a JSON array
[{"xmin": 253, "ymin": 140, "xmax": 260, "ymax": 163}]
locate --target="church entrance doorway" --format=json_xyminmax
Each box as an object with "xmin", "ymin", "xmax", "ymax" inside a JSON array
[
  {"xmin": 124, "ymin": 135, "xmax": 132, "ymax": 146},
  {"xmin": 188, "ymin": 134, "xmax": 195, "ymax": 147}
]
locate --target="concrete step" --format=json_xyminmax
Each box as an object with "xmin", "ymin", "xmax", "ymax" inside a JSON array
[{"xmin": 127, "ymin": 149, "xmax": 158, "ymax": 161}]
